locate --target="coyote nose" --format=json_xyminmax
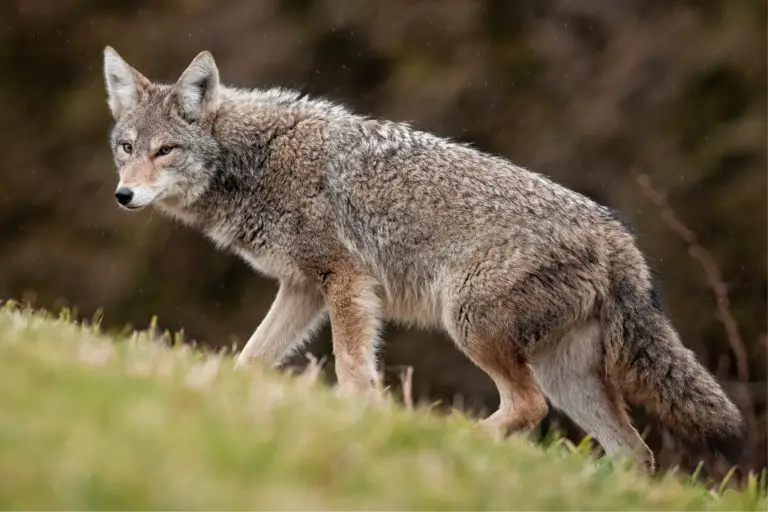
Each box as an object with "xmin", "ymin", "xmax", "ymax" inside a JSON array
[{"xmin": 115, "ymin": 187, "xmax": 134, "ymax": 206}]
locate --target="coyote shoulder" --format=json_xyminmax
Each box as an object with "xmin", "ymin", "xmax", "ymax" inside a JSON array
[{"xmin": 102, "ymin": 47, "xmax": 747, "ymax": 472}]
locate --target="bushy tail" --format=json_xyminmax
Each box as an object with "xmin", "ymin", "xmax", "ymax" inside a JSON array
[{"xmin": 601, "ymin": 275, "xmax": 748, "ymax": 466}]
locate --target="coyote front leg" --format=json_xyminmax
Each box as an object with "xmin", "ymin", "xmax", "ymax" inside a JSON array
[
  {"xmin": 235, "ymin": 282, "xmax": 327, "ymax": 368},
  {"xmin": 322, "ymin": 267, "xmax": 382, "ymax": 395}
]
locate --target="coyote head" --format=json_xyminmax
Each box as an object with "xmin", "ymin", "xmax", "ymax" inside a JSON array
[{"xmin": 102, "ymin": 47, "xmax": 221, "ymax": 211}]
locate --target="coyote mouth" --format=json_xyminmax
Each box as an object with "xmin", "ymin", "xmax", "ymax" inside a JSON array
[{"xmin": 119, "ymin": 203, "xmax": 146, "ymax": 211}]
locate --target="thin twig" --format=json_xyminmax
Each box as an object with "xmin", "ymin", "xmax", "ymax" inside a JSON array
[
  {"xmin": 400, "ymin": 365, "xmax": 415, "ymax": 410},
  {"xmin": 636, "ymin": 174, "xmax": 757, "ymax": 450}
]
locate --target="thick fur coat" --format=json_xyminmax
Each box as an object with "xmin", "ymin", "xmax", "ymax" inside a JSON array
[{"xmin": 103, "ymin": 47, "xmax": 747, "ymax": 472}]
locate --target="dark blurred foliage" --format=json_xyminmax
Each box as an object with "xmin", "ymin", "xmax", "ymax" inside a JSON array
[{"xmin": 0, "ymin": 0, "xmax": 765, "ymax": 477}]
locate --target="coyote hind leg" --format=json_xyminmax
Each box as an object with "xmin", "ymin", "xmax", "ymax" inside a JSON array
[
  {"xmin": 530, "ymin": 320, "xmax": 655, "ymax": 473},
  {"xmin": 454, "ymin": 332, "xmax": 549, "ymax": 440}
]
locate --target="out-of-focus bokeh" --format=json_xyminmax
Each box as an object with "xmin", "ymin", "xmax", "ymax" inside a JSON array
[{"xmin": 0, "ymin": 0, "xmax": 765, "ymax": 473}]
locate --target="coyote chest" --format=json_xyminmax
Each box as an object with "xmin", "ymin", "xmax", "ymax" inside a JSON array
[{"xmin": 204, "ymin": 220, "xmax": 304, "ymax": 283}]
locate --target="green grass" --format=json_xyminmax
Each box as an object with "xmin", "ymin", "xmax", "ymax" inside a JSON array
[{"xmin": 0, "ymin": 304, "xmax": 764, "ymax": 510}]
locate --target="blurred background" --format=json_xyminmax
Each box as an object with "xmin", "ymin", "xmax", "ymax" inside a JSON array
[{"xmin": 0, "ymin": 0, "xmax": 765, "ymax": 476}]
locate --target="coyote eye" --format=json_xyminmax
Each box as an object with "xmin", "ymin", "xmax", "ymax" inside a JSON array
[
  {"xmin": 120, "ymin": 142, "xmax": 133, "ymax": 154},
  {"xmin": 156, "ymin": 145, "xmax": 175, "ymax": 157}
]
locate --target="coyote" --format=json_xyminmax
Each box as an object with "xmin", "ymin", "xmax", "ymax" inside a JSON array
[{"xmin": 102, "ymin": 47, "xmax": 746, "ymax": 472}]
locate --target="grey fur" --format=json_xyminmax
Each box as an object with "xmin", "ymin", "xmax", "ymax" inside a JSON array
[{"xmin": 103, "ymin": 47, "xmax": 747, "ymax": 472}]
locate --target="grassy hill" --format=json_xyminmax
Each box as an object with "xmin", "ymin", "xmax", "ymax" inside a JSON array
[{"xmin": 0, "ymin": 303, "xmax": 764, "ymax": 510}]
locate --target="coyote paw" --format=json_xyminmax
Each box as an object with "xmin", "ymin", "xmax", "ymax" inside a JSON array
[
  {"xmin": 479, "ymin": 413, "xmax": 509, "ymax": 441},
  {"xmin": 334, "ymin": 379, "xmax": 384, "ymax": 403},
  {"xmin": 233, "ymin": 353, "xmax": 252, "ymax": 370},
  {"xmin": 479, "ymin": 408, "xmax": 543, "ymax": 441}
]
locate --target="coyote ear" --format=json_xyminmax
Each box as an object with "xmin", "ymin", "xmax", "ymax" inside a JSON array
[
  {"xmin": 173, "ymin": 51, "xmax": 220, "ymax": 122},
  {"xmin": 103, "ymin": 46, "xmax": 151, "ymax": 120}
]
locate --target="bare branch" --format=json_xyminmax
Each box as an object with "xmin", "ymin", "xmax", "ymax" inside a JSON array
[{"xmin": 636, "ymin": 173, "xmax": 758, "ymax": 449}]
